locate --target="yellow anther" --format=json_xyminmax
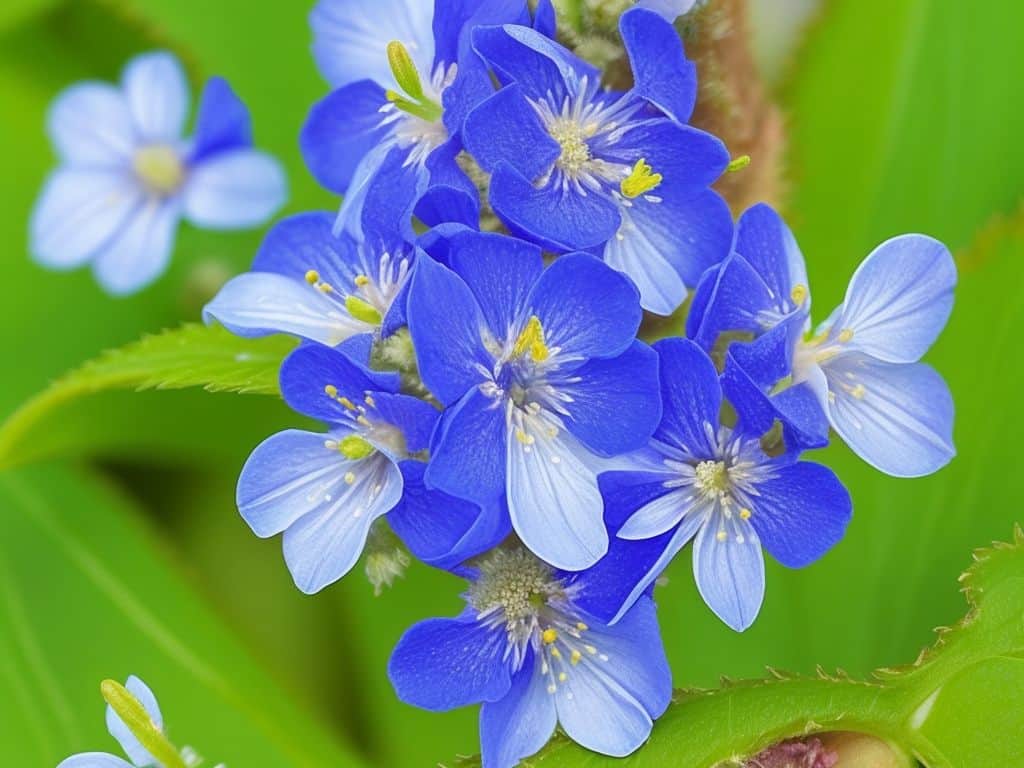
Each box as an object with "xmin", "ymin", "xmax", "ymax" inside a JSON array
[
  {"xmin": 357, "ymin": 415, "xmax": 372, "ymax": 427},
  {"xmin": 542, "ymin": 628, "xmax": 558, "ymax": 645},
  {"xmin": 515, "ymin": 429, "xmax": 535, "ymax": 446},
  {"xmin": 338, "ymin": 396, "xmax": 357, "ymax": 411},
  {"xmin": 790, "ymin": 284, "xmax": 808, "ymax": 305},
  {"xmin": 345, "ymin": 295, "xmax": 383, "ymax": 325},
  {"xmin": 512, "ymin": 315, "xmax": 550, "ymax": 362},
  {"xmin": 324, "ymin": 384, "xmax": 338, "ymax": 398},
  {"xmin": 364, "ymin": 395, "xmax": 376, "ymax": 407},
  {"xmin": 726, "ymin": 154, "xmax": 751, "ymax": 173},
  {"xmin": 851, "ymin": 383, "xmax": 866, "ymax": 399},
  {"xmin": 558, "ymin": 672, "xmax": 568, "ymax": 682},
  {"xmin": 305, "ymin": 269, "xmax": 321, "ymax": 285},
  {"xmin": 584, "ymin": 645, "xmax": 597, "ymax": 655},
  {"xmin": 550, "ymin": 647, "xmax": 562, "ymax": 659},
  {"xmin": 338, "ymin": 435, "xmax": 374, "ymax": 460},
  {"xmin": 620, "ymin": 158, "xmax": 663, "ymax": 199},
  {"xmin": 716, "ymin": 530, "xmax": 728, "ymax": 542},
  {"xmin": 354, "ymin": 274, "xmax": 370, "ymax": 287},
  {"xmin": 318, "ymin": 282, "xmax": 335, "ymax": 294},
  {"xmin": 838, "ymin": 328, "xmax": 854, "ymax": 343},
  {"xmin": 576, "ymin": 622, "xmax": 588, "ymax": 632},
  {"xmin": 570, "ymin": 649, "xmax": 582, "ymax": 666},
  {"xmin": 739, "ymin": 508, "xmax": 752, "ymax": 520},
  {"xmin": 344, "ymin": 471, "xmax": 356, "ymax": 485},
  {"xmin": 387, "ymin": 40, "xmax": 426, "ymax": 102},
  {"xmin": 132, "ymin": 144, "xmax": 183, "ymax": 194}
]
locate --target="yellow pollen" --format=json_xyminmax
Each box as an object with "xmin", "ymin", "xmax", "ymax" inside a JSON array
[
  {"xmin": 695, "ymin": 460, "xmax": 729, "ymax": 495},
  {"xmin": 338, "ymin": 396, "xmax": 357, "ymax": 411},
  {"xmin": 542, "ymin": 628, "xmax": 558, "ymax": 645},
  {"xmin": 305, "ymin": 270, "xmax": 320, "ymax": 285},
  {"xmin": 716, "ymin": 530, "xmax": 728, "ymax": 542},
  {"xmin": 318, "ymin": 282, "xmax": 334, "ymax": 294},
  {"xmin": 576, "ymin": 622, "xmax": 588, "ymax": 631},
  {"xmin": 549, "ymin": 118, "xmax": 592, "ymax": 174},
  {"xmin": 851, "ymin": 383, "xmax": 867, "ymax": 399},
  {"xmin": 550, "ymin": 647, "xmax": 562, "ymax": 659},
  {"xmin": 132, "ymin": 144, "xmax": 183, "ymax": 194},
  {"xmin": 338, "ymin": 435, "xmax": 374, "ymax": 460},
  {"xmin": 357, "ymin": 415, "xmax": 372, "ymax": 427},
  {"xmin": 364, "ymin": 395, "xmax": 376, "ymax": 407},
  {"xmin": 354, "ymin": 274, "xmax": 370, "ymax": 287},
  {"xmin": 515, "ymin": 429, "xmax": 535, "ymax": 446},
  {"xmin": 584, "ymin": 644, "xmax": 597, "ymax": 655},
  {"xmin": 739, "ymin": 508, "xmax": 752, "ymax": 520},
  {"xmin": 324, "ymin": 385, "xmax": 338, "ymax": 398},
  {"xmin": 790, "ymin": 284, "xmax": 808, "ymax": 305},
  {"xmin": 512, "ymin": 315, "xmax": 550, "ymax": 362},
  {"xmin": 345, "ymin": 295, "xmax": 383, "ymax": 325},
  {"xmin": 344, "ymin": 471, "xmax": 356, "ymax": 485},
  {"xmin": 620, "ymin": 158, "xmax": 663, "ymax": 199},
  {"xmin": 838, "ymin": 328, "xmax": 854, "ymax": 343},
  {"xmin": 558, "ymin": 672, "xmax": 568, "ymax": 682},
  {"xmin": 570, "ymin": 649, "xmax": 582, "ymax": 665}
]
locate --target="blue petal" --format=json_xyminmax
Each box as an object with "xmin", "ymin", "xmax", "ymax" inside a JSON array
[
  {"xmin": 92, "ymin": 199, "xmax": 180, "ymax": 296},
  {"xmin": 279, "ymin": 343, "xmax": 399, "ymax": 423},
  {"xmin": 300, "ymin": 80, "xmax": 392, "ymax": 195},
  {"xmin": 821, "ymin": 355, "xmax": 955, "ymax": 477},
  {"xmin": 472, "ymin": 23, "xmax": 599, "ymax": 100},
  {"xmin": 47, "ymin": 83, "xmax": 134, "ymax": 165},
  {"xmin": 432, "ymin": 0, "xmax": 530, "ymax": 71},
  {"xmin": 685, "ymin": 254, "xmax": 776, "ymax": 352},
  {"xmin": 551, "ymin": 597, "xmax": 670, "ymax": 756},
  {"xmin": 31, "ymin": 169, "xmax": 141, "ymax": 270},
  {"xmin": 463, "ymin": 84, "xmax": 559, "ymax": 178},
  {"xmin": 310, "ymin": 0, "xmax": 435, "ymax": 89},
  {"xmin": 283, "ymin": 452, "xmax": 404, "ymax": 593},
  {"xmin": 560, "ymin": 341, "xmax": 661, "ymax": 456},
  {"xmin": 57, "ymin": 755, "xmax": 134, "ymax": 768},
  {"xmin": 533, "ymin": 0, "xmax": 557, "ymax": 37},
  {"xmin": 749, "ymin": 461, "xmax": 852, "ymax": 568},
  {"xmin": 190, "ymin": 77, "xmax": 252, "ymax": 163},
  {"xmin": 425, "ymin": 388, "xmax": 507, "ymax": 504},
  {"xmin": 830, "ymin": 234, "xmax": 956, "ymax": 363},
  {"xmin": 480, "ymin": 651, "xmax": 557, "ymax": 768},
  {"xmin": 388, "ymin": 460, "xmax": 511, "ymax": 569},
  {"xmin": 406, "ymin": 255, "xmax": 492, "ymax": 406},
  {"xmin": 692, "ymin": 513, "xmax": 765, "ymax": 631},
  {"xmin": 448, "ymin": 230, "xmax": 543, "ymax": 340},
  {"xmin": 599, "ymin": 464, "xmax": 677, "ymax": 529},
  {"xmin": 489, "ymin": 163, "xmax": 621, "ymax": 251},
  {"xmin": 635, "ymin": 0, "xmax": 699, "ymax": 20},
  {"xmin": 121, "ymin": 51, "xmax": 188, "ymax": 141},
  {"xmin": 651, "ymin": 338, "xmax": 721, "ymax": 456},
  {"xmin": 734, "ymin": 203, "xmax": 809, "ymax": 317},
  {"xmin": 527, "ymin": 253, "xmax": 642, "ymax": 361},
  {"xmin": 620, "ymin": 7, "xmax": 697, "ymax": 122},
  {"xmin": 106, "ymin": 675, "xmax": 162, "ymax": 767},
  {"xmin": 359, "ymin": 146, "xmax": 429, "ymax": 242},
  {"xmin": 416, "ymin": 137, "xmax": 480, "ymax": 228},
  {"xmin": 366, "ymin": 391, "xmax": 440, "ymax": 454},
  {"xmin": 388, "ymin": 613, "xmax": 513, "ymax": 711},
  {"xmin": 609, "ymin": 119, "xmax": 729, "ymax": 194},
  {"xmin": 183, "ymin": 149, "xmax": 287, "ymax": 229}
]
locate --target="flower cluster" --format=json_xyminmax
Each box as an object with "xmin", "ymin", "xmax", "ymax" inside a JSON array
[{"xmin": 186, "ymin": 2, "xmax": 956, "ymax": 766}]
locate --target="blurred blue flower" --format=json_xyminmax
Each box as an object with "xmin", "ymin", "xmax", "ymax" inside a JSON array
[
  {"xmin": 239, "ymin": 338, "xmax": 506, "ymax": 594},
  {"xmin": 575, "ymin": 338, "xmax": 851, "ymax": 632},
  {"xmin": 302, "ymin": 0, "xmax": 535, "ymax": 238},
  {"xmin": 463, "ymin": 7, "xmax": 733, "ymax": 315},
  {"xmin": 407, "ymin": 231, "xmax": 661, "ymax": 571},
  {"xmin": 31, "ymin": 51, "xmax": 287, "ymax": 296},
  {"xmin": 688, "ymin": 203, "xmax": 956, "ymax": 477},
  {"xmin": 57, "ymin": 676, "xmax": 162, "ymax": 768},
  {"xmin": 203, "ymin": 211, "xmax": 415, "ymax": 345},
  {"xmin": 635, "ymin": 0, "xmax": 700, "ymax": 20},
  {"xmin": 388, "ymin": 546, "xmax": 671, "ymax": 768}
]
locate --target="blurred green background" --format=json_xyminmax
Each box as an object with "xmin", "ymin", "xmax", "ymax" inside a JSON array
[{"xmin": 1, "ymin": 1, "xmax": 1021, "ymax": 766}]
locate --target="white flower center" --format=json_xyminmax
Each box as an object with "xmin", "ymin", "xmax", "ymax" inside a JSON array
[{"xmin": 133, "ymin": 144, "xmax": 184, "ymax": 195}]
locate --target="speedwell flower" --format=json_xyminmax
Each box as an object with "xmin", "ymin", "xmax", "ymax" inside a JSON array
[
  {"xmin": 463, "ymin": 7, "xmax": 733, "ymax": 315},
  {"xmin": 302, "ymin": 0, "xmax": 535, "ymax": 236},
  {"xmin": 388, "ymin": 545, "xmax": 671, "ymax": 768},
  {"xmin": 578, "ymin": 338, "xmax": 852, "ymax": 632},
  {"xmin": 58, "ymin": 676, "xmax": 163, "ymax": 768},
  {"xmin": 203, "ymin": 210, "xmax": 414, "ymax": 346},
  {"xmin": 688, "ymin": 203, "xmax": 956, "ymax": 477},
  {"xmin": 31, "ymin": 51, "xmax": 286, "ymax": 296},
  {"xmin": 407, "ymin": 231, "xmax": 661, "ymax": 571},
  {"xmin": 239, "ymin": 338, "xmax": 505, "ymax": 593}
]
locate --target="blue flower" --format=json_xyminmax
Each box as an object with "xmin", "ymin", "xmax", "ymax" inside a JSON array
[
  {"xmin": 31, "ymin": 51, "xmax": 287, "ymax": 296},
  {"xmin": 58, "ymin": 676, "xmax": 162, "ymax": 768},
  {"xmin": 388, "ymin": 546, "xmax": 672, "ymax": 768},
  {"xmin": 238, "ymin": 338, "xmax": 506, "ymax": 593},
  {"xmin": 688, "ymin": 203, "xmax": 957, "ymax": 477},
  {"xmin": 203, "ymin": 211, "xmax": 415, "ymax": 345},
  {"xmin": 576, "ymin": 338, "xmax": 852, "ymax": 632},
  {"xmin": 635, "ymin": 0, "xmax": 699, "ymax": 20},
  {"xmin": 302, "ymin": 0, "xmax": 535, "ymax": 237},
  {"xmin": 462, "ymin": 8, "xmax": 733, "ymax": 315},
  {"xmin": 407, "ymin": 231, "xmax": 662, "ymax": 571}
]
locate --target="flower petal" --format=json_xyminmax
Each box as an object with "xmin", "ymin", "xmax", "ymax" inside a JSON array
[
  {"xmin": 685, "ymin": 253, "xmax": 778, "ymax": 352},
  {"xmin": 507, "ymin": 408, "xmax": 607, "ymax": 570},
  {"xmin": 734, "ymin": 203, "xmax": 809, "ymax": 316},
  {"xmin": 57, "ymin": 755, "xmax": 134, "ymax": 768},
  {"xmin": 283, "ymin": 453, "xmax": 403, "ymax": 593},
  {"xmin": 620, "ymin": 7, "xmax": 697, "ymax": 122},
  {"xmin": 527, "ymin": 253, "xmax": 642, "ymax": 361},
  {"xmin": 310, "ymin": 0, "xmax": 435, "ymax": 89},
  {"xmin": 121, "ymin": 51, "xmax": 189, "ymax": 142},
  {"xmin": 463, "ymin": 84, "xmax": 559, "ymax": 178},
  {"xmin": 651, "ymin": 338, "xmax": 722, "ymax": 456},
  {"xmin": 91, "ymin": 199, "xmax": 180, "ymax": 296},
  {"xmin": 480, "ymin": 652, "xmax": 558, "ymax": 768},
  {"xmin": 425, "ymin": 388, "xmax": 508, "ymax": 504},
  {"xmin": 749, "ymin": 461, "xmax": 852, "ymax": 568},
  {"xmin": 183, "ymin": 149, "xmax": 287, "ymax": 229},
  {"xmin": 822, "ymin": 354, "xmax": 955, "ymax": 477},
  {"xmin": 609, "ymin": 120, "xmax": 729, "ymax": 194},
  {"xmin": 190, "ymin": 77, "xmax": 252, "ymax": 163},
  {"xmin": 635, "ymin": 0, "xmax": 699, "ymax": 21},
  {"xmin": 47, "ymin": 83, "xmax": 135, "ymax": 165},
  {"xmin": 389, "ymin": 613, "xmax": 513, "ymax": 711},
  {"xmin": 106, "ymin": 675, "xmax": 162, "ymax": 767},
  {"xmin": 830, "ymin": 234, "xmax": 956, "ymax": 363},
  {"xmin": 30, "ymin": 169, "xmax": 141, "ymax": 270},
  {"xmin": 692, "ymin": 512, "xmax": 765, "ymax": 631}
]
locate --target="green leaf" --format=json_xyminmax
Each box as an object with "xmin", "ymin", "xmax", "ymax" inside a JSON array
[
  {"xmin": 0, "ymin": 324, "xmax": 295, "ymax": 470},
  {"xmin": 0, "ymin": 462, "xmax": 368, "ymax": 767},
  {"xmin": 451, "ymin": 527, "xmax": 1024, "ymax": 767}
]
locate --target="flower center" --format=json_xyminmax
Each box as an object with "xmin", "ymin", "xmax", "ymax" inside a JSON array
[
  {"xmin": 549, "ymin": 117, "xmax": 593, "ymax": 175},
  {"xmin": 132, "ymin": 144, "xmax": 184, "ymax": 195},
  {"xmin": 694, "ymin": 460, "xmax": 730, "ymax": 496},
  {"xmin": 468, "ymin": 548, "xmax": 562, "ymax": 625}
]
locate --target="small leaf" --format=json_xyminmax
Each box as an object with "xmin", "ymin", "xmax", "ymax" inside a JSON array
[{"xmin": 0, "ymin": 324, "xmax": 295, "ymax": 470}]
